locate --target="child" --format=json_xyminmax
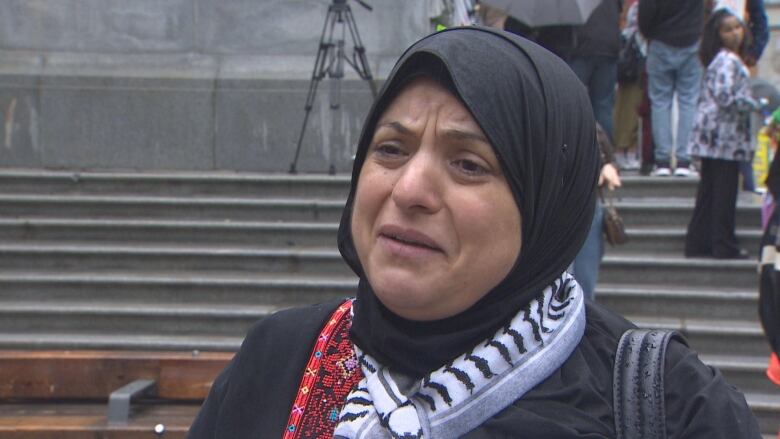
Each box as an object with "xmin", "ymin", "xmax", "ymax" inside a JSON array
[{"xmin": 685, "ymin": 8, "xmax": 758, "ymax": 259}]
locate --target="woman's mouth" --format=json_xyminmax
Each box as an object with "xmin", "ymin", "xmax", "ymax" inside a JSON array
[
  {"xmin": 378, "ymin": 226, "xmax": 443, "ymax": 257},
  {"xmin": 386, "ymin": 234, "xmax": 437, "ymax": 249}
]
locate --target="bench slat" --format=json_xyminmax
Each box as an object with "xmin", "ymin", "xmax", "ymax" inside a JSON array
[
  {"xmin": 0, "ymin": 403, "xmax": 194, "ymax": 438},
  {"xmin": 0, "ymin": 350, "xmax": 232, "ymax": 400}
]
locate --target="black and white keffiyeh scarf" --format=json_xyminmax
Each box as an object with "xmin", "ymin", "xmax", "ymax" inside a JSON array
[{"xmin": 333, "ymin": 272, "xmax": 586, "ymax": 439}]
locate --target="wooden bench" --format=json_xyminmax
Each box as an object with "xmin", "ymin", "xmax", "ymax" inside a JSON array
[{"xmin": 0, "ymin": 350, "xmax": 233, "ymax": 439}]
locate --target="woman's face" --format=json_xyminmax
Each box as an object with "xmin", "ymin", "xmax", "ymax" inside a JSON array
[
  {"xmin": 719, "ymin": 15, "xmax": 744, "ymax": 52},
  {"xmin": 351, "ymin": 77, "xmax": 522, "ymax": 321}
]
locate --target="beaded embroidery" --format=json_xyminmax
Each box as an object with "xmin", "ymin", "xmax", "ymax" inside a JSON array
[{"xmin": 283, "ymin": 299, "xmax": 362, "ymax": 439}]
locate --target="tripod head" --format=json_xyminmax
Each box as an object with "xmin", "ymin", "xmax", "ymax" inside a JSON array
[{"xmin": 332, "ymin": 0, "xmax": 372, "ymax": 11}]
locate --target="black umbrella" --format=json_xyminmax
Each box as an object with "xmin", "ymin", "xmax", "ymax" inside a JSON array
[{"xmin": 479, "ymin": 0, "xmax": 602, "ymax": 27}]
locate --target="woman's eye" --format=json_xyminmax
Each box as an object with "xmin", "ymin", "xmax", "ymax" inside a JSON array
[
  {"xmin": 374, "ymin": 143, "xmax": 405, "ymax": 157},
  {"xmin": 453, "ymin": 158, "xmax": 489, "ymax": 176}
]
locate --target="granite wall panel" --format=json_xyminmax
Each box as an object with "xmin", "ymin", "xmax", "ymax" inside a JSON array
[
  {"xmin": 214, "ymin": 78, "xmax": 374, "ymax": 173},
  {"xmin": 0, "ymin": 0, "xmax": 195, "ymax": 52},
  {"xmin": 39, "ymin": 77, "xmax": 214, "ymax": 170},
  {"xmin": 0, "ymin": 76, "xmax": 41, "ymax": 167}
]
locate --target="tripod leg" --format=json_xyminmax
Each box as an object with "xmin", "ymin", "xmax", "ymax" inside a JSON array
[
  {"xmin": 343, "ymin": 7, "xmax": 378, "ymax": 98},
  {"xmin": 329, "ymin": 21, "xmax": 346, "ymax": 110},
  {"xmin": 290, "ymin": 8, "xmax": 339, "ymax": 173}
]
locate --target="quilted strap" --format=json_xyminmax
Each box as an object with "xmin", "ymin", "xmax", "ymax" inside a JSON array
[{"xmin": 613, "ymin": 328, "xmax": 687, "ymax": 439}]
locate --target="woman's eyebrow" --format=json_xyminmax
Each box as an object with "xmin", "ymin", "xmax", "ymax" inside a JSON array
[
  {"xmin": 376, "ymin": 122, "xmax": 488, "ymax": 144},
  {"xmin": 376, "ymin": 121, "xmax": 413, "ymax": 135},
  {"xmin": 441, "ymin": 128, "xmax": 489, "ymax": 144}
]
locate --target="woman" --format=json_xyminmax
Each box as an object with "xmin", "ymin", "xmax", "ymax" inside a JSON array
[
  {"xmin": 685, "ymin": 8, "xmax": 757, "ymax": 259},
  {"xmin": 188, "ymin": 27, "xmax": 759, "ymax": 438}
]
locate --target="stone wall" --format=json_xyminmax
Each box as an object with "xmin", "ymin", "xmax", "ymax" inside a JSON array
[
  {"xmin": 0, "ymin": 0, "xmax": 430, "ymax": 173},
  {"xmin": 4, "ymin": 2, "xmax": 780, "ymax": 173}
]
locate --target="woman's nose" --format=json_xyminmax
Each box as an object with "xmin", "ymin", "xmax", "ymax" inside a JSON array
[{"xmin": 391, "ymin": 151, "xmax": 444, "ymax": 214}]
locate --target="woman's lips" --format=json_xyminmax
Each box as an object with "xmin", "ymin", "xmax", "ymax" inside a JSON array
[{"xmin": 377, "ymin": 225, "xmax": 443, "ymax": 258}]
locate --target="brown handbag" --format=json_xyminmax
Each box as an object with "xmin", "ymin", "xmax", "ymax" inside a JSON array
[{"xmin": 601, "ymin": 188, "xmax": 629, "ymax": 246}]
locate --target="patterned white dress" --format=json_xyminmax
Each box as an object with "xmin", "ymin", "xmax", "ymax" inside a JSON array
[{"xmin": 687, "ymin": 49, "xmax": 757, "ymax": 161}]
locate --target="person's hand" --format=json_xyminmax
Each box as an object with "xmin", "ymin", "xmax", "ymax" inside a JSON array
[{"xmin": 599, "ymin": 163, "xmax": 622, "ymax": 191}]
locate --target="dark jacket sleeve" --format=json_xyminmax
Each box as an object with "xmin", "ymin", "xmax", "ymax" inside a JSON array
[
  {"xmin": 187, "ymin": 357, "xmax": 235, "ymax": 439},
  {"xmin": 663, "ymin": 340, "xmax": 762, "ymax": 438},
  {"xmin": 596, "ymin": 123, "xmax": 615, "ymax": 166},
  {"xmin": 186, "ymin": 299, "xmax": 346, "ymax": 439},
  {"xmin": 767, "ymin": 145, "xmax": 780, "ymax": 199},
  {"xmin": 748, "ymin": 0, "xmax": 769, "ymax": 61}
]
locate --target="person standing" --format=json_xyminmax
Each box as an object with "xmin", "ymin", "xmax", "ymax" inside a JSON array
[
  {"xmin": 566, "ymin": 2, "xmax": 622, "ymax": 300},
  {"xmin": 742, "ymin": 0, "xmax": 768, "ymax": 191},
  {"xmin": 639, "ymin": 0, "xmax": 704, "ymax": 176},
  {"xmin": 685, "ymin": 8, "xmax": 757, "ymax": 259},
  {"xmin": 613, "ymin": 0, "xmax": 646, "ymax": 170},
  {"xmin": 759, "ymin": 107, "xmax": 780, "ymax": 397},
  {"xmin": 568, "ymin": 0, "xmax": 623, "ymax": 141}
]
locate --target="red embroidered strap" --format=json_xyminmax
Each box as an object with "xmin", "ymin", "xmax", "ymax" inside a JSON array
[{"xmin": 283, "ymin": 299, "xmax": 355, "ymax": 439}]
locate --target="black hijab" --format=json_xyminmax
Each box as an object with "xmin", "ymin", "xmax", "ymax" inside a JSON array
[{"xmin": 337, "ymin": 27, "xmax": 600, "ymax": 378}]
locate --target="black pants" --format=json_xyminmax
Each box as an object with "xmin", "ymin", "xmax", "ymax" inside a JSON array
[
  {"xmin": 760, "ymin": 207, "xmax": 780, "ymax": 355},
  {"xmin": 685, "ymin": 158, "xmax": 740, "ymax": 258}
]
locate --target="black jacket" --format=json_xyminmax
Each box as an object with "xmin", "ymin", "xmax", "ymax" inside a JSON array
[
  {"xmin": 638, "ymin": 0, "xmax": 704, "ymax": 47},
  {"xmin": 573, "ymin": 0, "xmax": 623, "ymax": 58},
  {"xmin": 188, "ymin": 298, "xmax": 761, "ymax": 438}
]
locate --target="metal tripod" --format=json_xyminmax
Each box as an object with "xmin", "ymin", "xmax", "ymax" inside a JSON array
[{"xmin": 289, "ymin": 0, "xmax": 378, "ymax": 174}]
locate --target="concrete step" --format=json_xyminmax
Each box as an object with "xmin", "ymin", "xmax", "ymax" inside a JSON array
[
  {"xmin": 745, "ymin": 392, "xmax": 780, "ymax": 437},
  {"xmin": 600, "ymin": 254, "xmax": 759, "ymax": 290},
  {"xmin": 0, "ymin": 194, "xmax": 761, "ymax": 229},
  {"xmin": 596, "ymin": 284, "xmax": 758, "ymax": 322},
  {"xmin": 616, "ymin": 197, "xmax": 762, "ymax": 229},
  {"xmin": 0, "ymin": 301, "xmax": 274, "ymax": 337},
  {"xmin": 1, "ymin": 219, "xmax": 762, "ymax": 257},
  {"xmin": 0, "ymin": 277, "xmax": 768, "ymax": 354},
  {"xmin": 701, "ymin": 354, "xmax": 779, "ymax": 396},
  {"xmin": 0, "ymin": 194, "xmax": 345, "ymax": 222},
  {"xmin": 0, "ymin": 169, "xmax": 351, "ymax": 199},
  {"xmin": 0, "ymin": 218, "xmax": 340, "ymax": 247},
  {"xmin": 630, "ymin": 316, "xmax": 770, "ymax": 358},
  {"xmin": 605, "ymin": 227, "xmax": 762, "ymax": 256},
  {"xmin": 0, "ymin": 243, "xmax": 353, "ymax": 276},
  {"xmin": 615, "ymin": 175, "xmax": 699, "ymax": 198},
  {"xmin": 0, "ymin": 331, "xmax": 242, "ymax": 351},
  {"xmin": 0, "ymin": 171, "xmax": 702, "ymax": 200},
  {"xmin": 0, "ymin": 272, "xmax": 358, "ymax": 305},
  {"xmin": 2, "ymin": 244, "xmax": 758, "ymax": 289}
]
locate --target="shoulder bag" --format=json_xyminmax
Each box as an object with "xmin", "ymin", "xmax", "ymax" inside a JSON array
[{"xmin": 601, "ymin": 188, "xmax": 629, "ymax": 246}]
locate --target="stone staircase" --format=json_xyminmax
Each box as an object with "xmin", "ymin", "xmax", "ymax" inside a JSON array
[{"xmin": 0, "ymin": 168, "xmax": 777, "ymax": 435}]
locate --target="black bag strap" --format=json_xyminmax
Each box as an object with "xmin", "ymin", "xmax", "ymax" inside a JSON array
[{"xmin": 613, "ymin": 329, "xmax": 688, "ymax": 439}]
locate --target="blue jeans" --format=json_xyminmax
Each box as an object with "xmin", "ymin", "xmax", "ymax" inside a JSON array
[
  {"xmin": 569, "ymin": 56, "xmax": 617, "ymax": 140},
  {"xmin": 739, "ymin": 160, "xmax": 755, "ymax": 191},
  {"xmin": 571, "ymin": 203, "xmax": 604, "ymax": 300},
  {"xmin": 646, "ymin": 40, "xmax": 702, "ymax": 167}
]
